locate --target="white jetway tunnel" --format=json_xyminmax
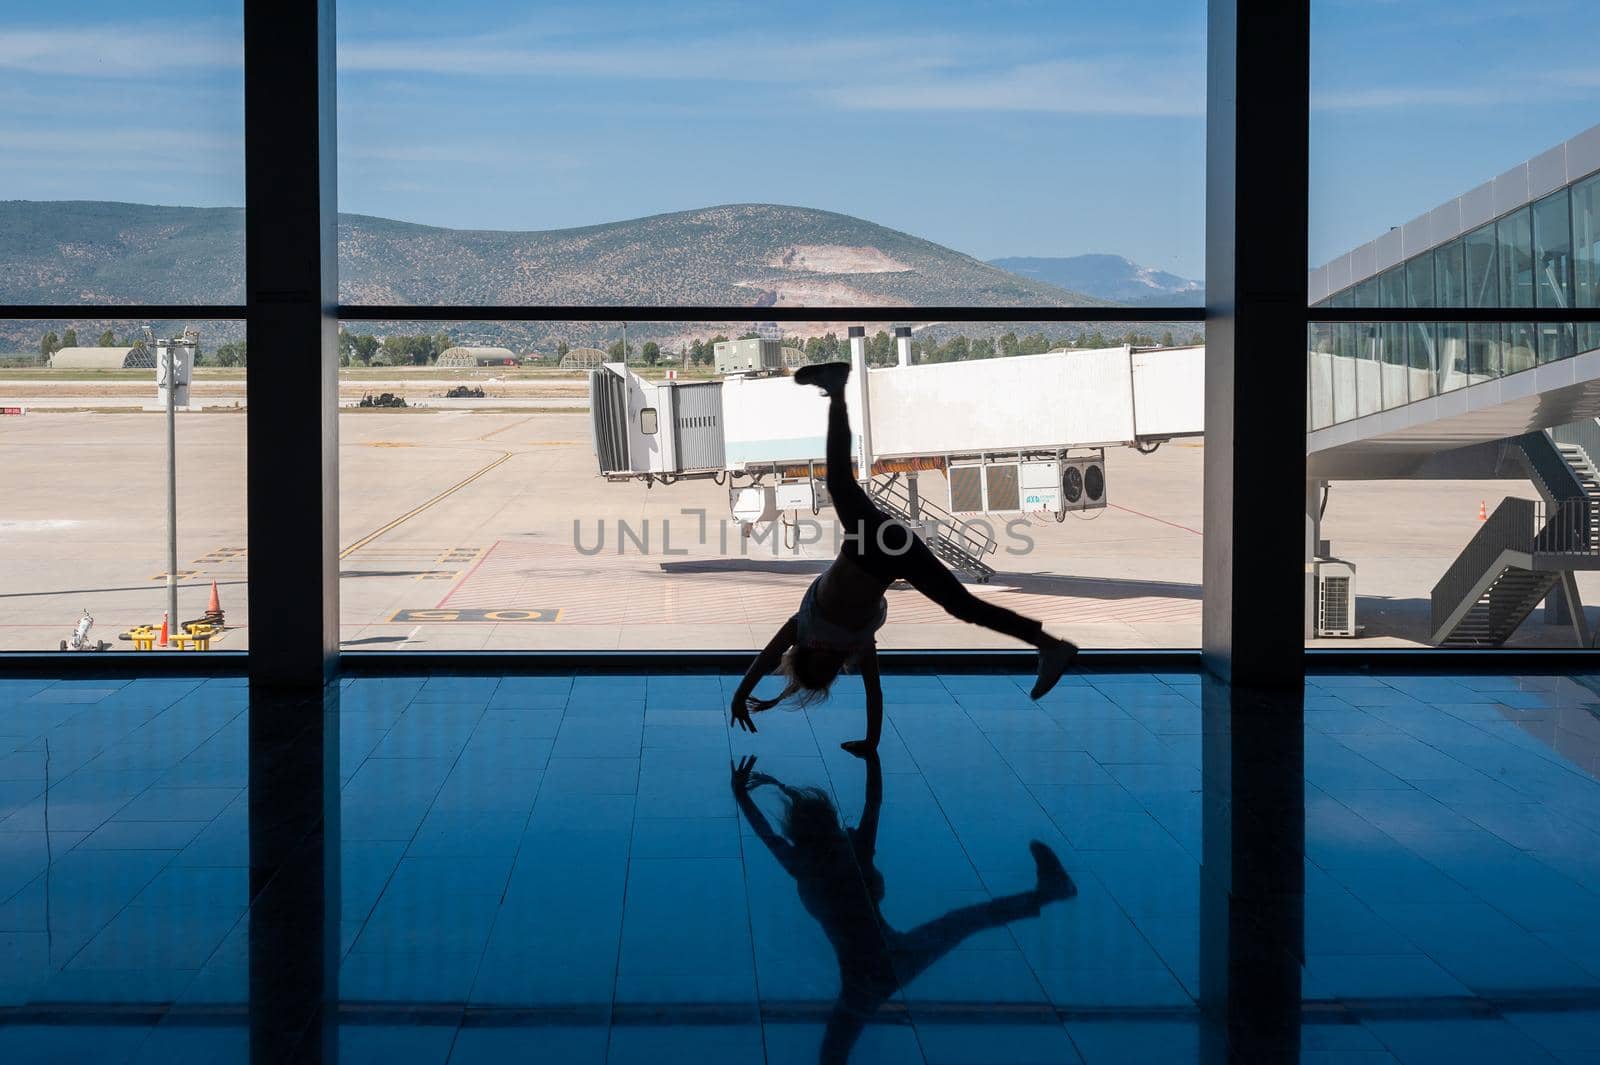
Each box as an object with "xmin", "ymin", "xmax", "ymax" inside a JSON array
[{"xmin": 590, "ymin": 345, "xmax": 1204, "ymax": 526}]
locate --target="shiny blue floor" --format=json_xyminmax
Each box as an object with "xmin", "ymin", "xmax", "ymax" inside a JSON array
[{"xmin": 2, "ymin": 670, "xmax": 1600, "ymax": 1062}]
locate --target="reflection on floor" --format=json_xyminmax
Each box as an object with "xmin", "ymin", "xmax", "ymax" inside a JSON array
[{"xmin": 1, "ymin": 670, "xmax": 1599, "ymax": 1062}]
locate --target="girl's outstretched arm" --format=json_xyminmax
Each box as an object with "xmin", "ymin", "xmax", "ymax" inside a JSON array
[
  {"xmin": 731, "ymin": 617, "xmax": 797, "ymax": 732},
  {"xmin": 842, "ymin": 649, "xmax": 884, "ymax": 756}
]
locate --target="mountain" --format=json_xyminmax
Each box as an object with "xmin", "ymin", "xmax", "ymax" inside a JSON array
[
  {"xmin": 0, "ymin": 200, "xmax": 1099, "ymax": 309},
  {"xmin": 988, "ymin": 254, "xmax": 1203, "ymax": 306}
]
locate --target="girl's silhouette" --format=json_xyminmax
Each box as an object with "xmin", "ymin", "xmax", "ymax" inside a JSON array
[
  {"xmin": 731, "ymin": 361, "xmax": 1077, "ymax": 753},
  {"xmin": 732, "ymin": 754, "xmax": 1076, "ymax": 1064}
]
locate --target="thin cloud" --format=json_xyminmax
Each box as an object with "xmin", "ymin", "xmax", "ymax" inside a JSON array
[
  {"xmin": 339, "ymin": 30, "xmax": 990, "ymax": 84},
  {"xmin": 0, "ymin": 24, "xmax": 241, "ymax": 77},
  {"xmin": 822, "ymin": 59, "xmax": 1204, "ymax": 117}
]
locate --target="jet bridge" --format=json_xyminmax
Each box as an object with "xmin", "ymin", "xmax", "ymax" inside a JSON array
[
  {"xmin": 589, "ymin": 343, "xmax": 1205, "ymax": 578},
  {"xmin": 590, "ymin": 344, "xmax": 1203, "ymax": 484}
]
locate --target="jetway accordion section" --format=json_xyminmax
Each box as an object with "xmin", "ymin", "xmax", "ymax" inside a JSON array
[{"xmin": 868, "ymin": 349, "xmax": 1135, "ymax": 457}]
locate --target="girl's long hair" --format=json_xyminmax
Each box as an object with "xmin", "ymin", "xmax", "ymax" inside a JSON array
[{"xmin": 746, "ymin": 645, "xmax": 851, "ymax": 713}]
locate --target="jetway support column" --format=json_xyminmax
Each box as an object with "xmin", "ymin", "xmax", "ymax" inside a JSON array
[{"xmin": 848, "ymin": 326, "xmax": 873, "ymax": 482}]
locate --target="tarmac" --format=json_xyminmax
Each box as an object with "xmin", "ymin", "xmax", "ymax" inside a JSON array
[{"xmin": 0, "ymin": 398, "xmax": 1588, "ymax": 653}]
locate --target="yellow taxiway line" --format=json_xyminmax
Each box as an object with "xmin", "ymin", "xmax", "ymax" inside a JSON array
[{"xmin": 338, "ymin": 450, "xmax": 514, "ymax": 561}]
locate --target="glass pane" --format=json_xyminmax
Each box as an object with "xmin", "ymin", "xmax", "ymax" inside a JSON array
[
  {"xmin": 1437, "ymin": 322, "xmax": 1468, "ymax": 392},
  {"xmin": 1497, "ymin": 208, "xmax": 1535, "ymax": 309},
  {"xmin": 1534, "ymin": 189, "xmax": 1573, "ymax": 309},
  {"xmin": 1405, "ymin": 255, "xmax": 1435, "ymax": 309},
  {"xmin": 0, "ymin": 318, "xmax": 248, "ymax": 648},
  {"xmin": 1380, "ymin": 322, "xmax": 1408, "ymax": 409},
  {"xmin": 337, "ymin": 1, "xmax": 1206, "ymax": 309},
  {"xmin": 1501, "ymin": 321, "xmax": 1536, "ymax": 373},
  {"xmin": 0, "ymin": 5, "xmax": 244, "ymax": 305},
  {"xmin": 1407, "ymin": 321, "xmax": 1437, "ymax": 399},
  {"xmin": 1353, "ymin": 279, "xmax": 1378, "ymax": 308},
  {"xmin": 1355, "ymin": 322, "xmax": 1382, "ymax": 416},
  {"xmin": 1536, "ymin": 321, "xmax": 1573, "ymax": 365},
  {"xmin": 1463, "ymin": 224, "xmax": 1497, "ymax": 308},
  {"xmin": 1467, "ymin": 322, "xmax": 1501, "ymax": 381},
  {"xmin": 1309, "ymin": 323, "xmax": 1335, "ymax": 428},
  {"xmin": 336, "ymin": 318, "xmax": 1207, "ymax": 649},
  {"xmin": 1378, "ymin": 267, "xmax": 1406, "ymax": 309},
  {"xmin": 1333, "ymin": 323, "xmax": 1357, "ymax": 421},
  {"xmin": 1575, "ymin": 175, "xmax": 1600, "ymax": 353},
  {"xmin": 1435, "ymin": 240, "xmax": 1466, "ymax": 306}
]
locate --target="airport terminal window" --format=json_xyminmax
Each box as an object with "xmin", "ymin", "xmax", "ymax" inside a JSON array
[
  {"xmin": 1536, "ymin": 321, "xmax": 1573, "ymax": 365},
  {"xmin": 1464, "ymin": 224, "xmax": 1498, "ymax": 308},
  {"xmin": 1467, "ymin": 322, "xmax": 1502, "ymax": 381},
  {"xmin": 0, "ymin": 4, "xmax": 245, "ymax": 306},
  {"xmin": 1499, "ymin": 321, "xmax": 1534, "ymax": 374},
  {"xmin": 1404, "ymin": 254, "xmax": 1438, "ymax": 400},
  {"xmin": 1435, "ymin": 238, "xmax": 1467, "ymax": 306},
  {"xmin": 1534, "ymin": 189, "xmax": 1573, "ymax": 309},
  {"xmin": 1575, "ymin": 175, "xmax": 1600, "ymax": 353},
  {"xmin": 1498, "ymin": 208, "xmax": 1535, "ymax": 308},
  {"xmin": 335, "ymin": 0, "xmax": 1207, "ymax": 311},
  {"xmin": 0, "ymin": 319, "xmax": 247, "ymax": 651}
]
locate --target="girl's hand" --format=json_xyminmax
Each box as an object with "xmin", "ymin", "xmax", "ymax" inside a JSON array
[{"xmin": 730, "ymin": 696, "xmax": 758, "ymax": 733}]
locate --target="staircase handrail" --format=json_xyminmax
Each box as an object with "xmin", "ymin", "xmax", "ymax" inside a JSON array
[
  {"xmin": 1517, "ymin": 432, "xmax": 1586, "ymax": 505},
  {"xmin": 1549, "ymin": 417, "xmax": 1600, "ymax": 468},
  {"xmin": 866, "ymin": 475, "xmax": 999, "ymax": 558}
]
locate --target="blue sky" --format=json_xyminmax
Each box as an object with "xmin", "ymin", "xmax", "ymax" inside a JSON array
[{"xmin": 2, "ymin": 1, "xmax": 1597, "ymax": 279}]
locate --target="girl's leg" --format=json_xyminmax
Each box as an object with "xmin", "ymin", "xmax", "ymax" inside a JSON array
[
  {"xmin": 890, "ymin": 536, "xmax": 1049, "ymax": 646},
  {"xmin": 823, "ymin": 391, "xmax": 876, "ymax": 529}
]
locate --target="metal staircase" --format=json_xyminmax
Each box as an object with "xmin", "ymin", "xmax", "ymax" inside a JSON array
[
  {"xmin": 1429, "ymin": 438, "xmax": 1599, "ymax": 647},
  {"xmin": 1551, "ymin": 426, "xmax": 1600, "ymax": 545},
  {"xmin": 867, "ymin": 473, "xmax": 997, "ymax": 583}
]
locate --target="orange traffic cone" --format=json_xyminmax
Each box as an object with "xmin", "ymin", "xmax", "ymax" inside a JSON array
[
  {"xmin": 208, "ymin": 581, "xmax": 221, "ymax": 615},
  {"xmin": 158, "ymin": 611, "xmax": 169, "ymax": 647},
  {"xmin": 1478, "ymin": 500, "xmax": 1488, "ymax": 521}
]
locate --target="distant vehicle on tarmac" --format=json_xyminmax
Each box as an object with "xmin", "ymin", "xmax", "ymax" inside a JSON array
[{"xmin": 61, "ymin": 609, "xmax": 110, "ymax": 652}]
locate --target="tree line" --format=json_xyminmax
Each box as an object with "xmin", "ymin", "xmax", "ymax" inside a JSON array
[
  {"xmin": 30, "ymin": 327, "xmax": 1203, "ymax": 370},
  {"xmin": 32, "ymin": 329, "xmax": 246, "ymax": 367}
]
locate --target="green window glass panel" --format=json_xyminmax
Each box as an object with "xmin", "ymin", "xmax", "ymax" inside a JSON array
[
  {"xmin": 1435, "ymin": 238, "xmax": 1466, "ymax": 306},
  {"xmin": 1534, "ymin": 189, "xmax": 1572, "ymax": 309},
  {"xmin": 1408, "ymin": 321, "xmax": 1437, "ymax": 399},
  {"xmin": 1464, "ymin": 224, "xmax": 1497, "ymax": 308},
  {"xmin": 1536, "ymin": 322, "xmax": 1574, "ymax": 364},
  {"xmin": 1581, "ymin": 324, "xmax": 1600, "ymax": 355},
  {"xmin": 1330, "ymin": 287, "xmax": 1353, "ymax": 309},
  {"xmin": 1501, "ymin": 322, "xmax": 1536, "ymax": 373},
  {"xmin": 1355, "ymin": 318, "xmax": 1382, "ymax": 416},
  {"xmin": 1438, "ymin": 322, "xmax": 1468, "ymax": 392},
  {"xmin": 1405, "ymin": 254, "xmax": 1436, "ymax": 309},
  {"xmin": 1468, "ymin": 322, "xmax": 1502, "ymax": 380},
  {"xmin": 1380, "ymin": 321, "xmax": 1409, "ymax": 408},
  {"xmin": 1574, "ymin": 173, "xmax": 1600, "ymax": 315},
  {"xmin": 1378, "ymin": 267, "xmax": 1406, "ymax": 308},
  {"xmin": 1497, "ymin": 208, "xmax": 1534, "ymax": 309},
  {"xmin": 1354, "ymin": 278, "xmax": 1378, "ymax": 308}
]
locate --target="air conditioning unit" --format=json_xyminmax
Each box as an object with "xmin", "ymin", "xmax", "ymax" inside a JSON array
[
  {"xmin": 1020, "ymin": 460, "xmax": 1063, "ymax": 515},
  {"xmin": 730, "ymin": 484, "xmax": 778, "ymax": 525},
  {"xmin": 775, "ymin": 480, "xmax": 828, "ymax": 514},
  {"xmin": 1061, "ymin": 455, "xmax": 1107, "ymax": 512},
  {"xmin": 946, "ymin": 460, "xmax": 1021, "ymax": 513},
  {"xmin": 1314, "ymin": 558, "xmax": 1357, "ymax": 637},
  {"xmin": 714, "ymin": 338, "xmax": 783, "ymax": 375}
]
